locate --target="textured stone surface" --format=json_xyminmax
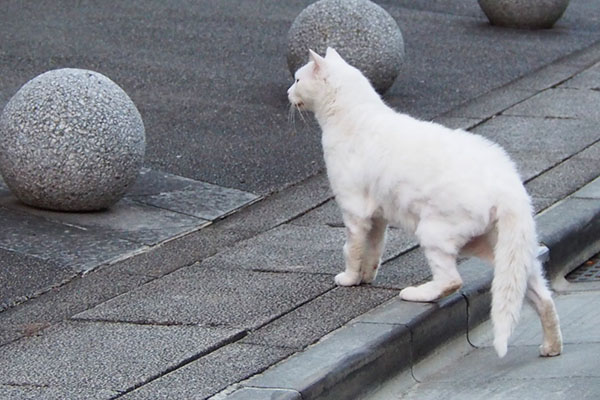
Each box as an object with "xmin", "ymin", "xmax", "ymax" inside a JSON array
[
  {"xmin": 121, "ymin": 344, "xmax": 294, "ymax": 400},
  {"xmin": 0, "ymin": 68, "xmax": 145, "ymax": 211},
  {"xmin": 73, "ymin": 265, "xmax": 334, "ymax": 330},
  {"xmin": 0, "ymin": 321, "xmax": 242, "ymax": 393},
  {"xmin": 478, "ymin": 0, "xmax": 570, "ymax": 29},
  {"xmin": 287, "ymin": 0, "xmax": 404, "ymax": 93}
]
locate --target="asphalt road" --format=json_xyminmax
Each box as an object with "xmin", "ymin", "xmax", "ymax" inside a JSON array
[{"xmin": 1, "ymin": 0, "xmax": 600, "ymax": 194}]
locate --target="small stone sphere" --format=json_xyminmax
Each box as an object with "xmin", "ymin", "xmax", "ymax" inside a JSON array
[
  {"xmin": 478, "ymin": 0, "xmax": 570, "ymax": 29},
  {"xmin": 287, "ymin": 0, "xmax": 404, "ymax": 93},
  {"xmin": 0, "ymin": 68, "xmax": 145, "ymax": 211}
]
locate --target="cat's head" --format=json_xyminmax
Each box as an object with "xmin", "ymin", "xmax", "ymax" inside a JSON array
[{"xmin": 287, "ymin": 47, "xmax": 374, "ymax": 114}]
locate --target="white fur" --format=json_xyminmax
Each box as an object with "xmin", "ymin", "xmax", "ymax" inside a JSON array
[{"xmin": 288, "ymin": 48, "xmax": 562, "ymax": 358}]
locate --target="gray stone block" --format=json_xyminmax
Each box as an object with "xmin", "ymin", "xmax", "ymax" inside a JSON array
[
  {"xmin": 74, "ymin": 265, "xmax": 334, "ymax": 330},
  {"xmin": 0, "ymin": 68, "xmax": 145, "ymax": 211},
  {"xmin": 287, "ymin": 0, "xmax": 404, "ymax": 93},
  {"xmin": 241, "ymin": 286, "xmax": 397, "ymax": 350},
  {"xmin": 471, "ymin": 115, "xmax": 600, "ymax": 181},
  {"xmin": 121, "ymin": 344, "xmax": 294, "ymax": 400},
  {"xmin": 129, "ymin": 168, "xmax": 259, "ymax": 221},
  {"xmin": 0, "ymin": 385, "xmax": 117, "ymax": 400},
  {"xmin": 0, "ymin": 321, "xmax": 242, "ymax": 393},
  {"xmin": 220, "ymin": 387, "xmax": 302, "ymax": 400},
  {"xmin": 247, "ymin": 322, "xmax": 411, "ymax": 400},
  {"xmin": 478, "ymin": 0, "xmax": 570, "ymax": 29},
  {"xmin": 0, "ymin": 248, "xmax": 73, "ymax": 311},
  {"xmin": 536, "ymin": 196, "xmax": 600, "ymax": 279},
  {"xmin": 504, "ymin": 88, "xmax": 600, "ymax": 120},
  {"xmin": 201, "ymin": 222, "xmax": 416, "ymax": 277},
  {"xmin": 0, "ymin": 206, "xmax": 140, "ymax": 273}
]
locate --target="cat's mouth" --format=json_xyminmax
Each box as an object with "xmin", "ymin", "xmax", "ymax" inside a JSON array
[{"xmin": 295, "ymin": 101, "xmax": 305, "ymax": 109}]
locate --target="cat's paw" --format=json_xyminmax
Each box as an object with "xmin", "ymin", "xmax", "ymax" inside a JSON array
[
  {"xmin": 334, "ymin": 271, "xmax": 362, "ymax": 286},
  {"xmin": 399, "ymin": 286, "xmax": 438, "ymax": 302},
  {"xmin": 539, "ymin": 341, "xmax": 562, "ymax": 357}
]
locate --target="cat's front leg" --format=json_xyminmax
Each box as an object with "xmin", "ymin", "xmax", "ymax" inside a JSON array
[
  {"xmin": 335, "ymin": 216, "xmax": 370, "ymax": 286},
  {"xmin": 360, "ymin": 216, "xmax": 387, "ymax": 284}
]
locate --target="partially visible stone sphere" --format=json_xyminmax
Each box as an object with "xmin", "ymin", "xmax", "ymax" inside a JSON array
[
  {"xmin": 287, "ymin": 0, "xmax": 404, "ymax": 93},
  {"xmin": 0, "ymin": 68, "xmax": 145, "ymax": 211},
  {"xmin": 478, "ymin": 0, "xmax": 570, "ymax": 29}
]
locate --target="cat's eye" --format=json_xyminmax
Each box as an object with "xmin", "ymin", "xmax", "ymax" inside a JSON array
[{"xmin": 295, "ymin": 78, "xmax": 299, "ymax": 84}]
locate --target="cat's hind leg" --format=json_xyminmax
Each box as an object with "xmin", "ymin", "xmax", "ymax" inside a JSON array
[
  {"xmin": 526, "ymin": 260, "xmax": 562, "ymax": 357},
  {"xmin": 335, "ymin": 215, "xmax": 370, "ymax": 286},
  {"xmin": 360, "ymin": 216, "xmax": 387, "ymax": 284},
  {"xmin": 400, "ymin": 247, "xmax": 463, "ymax": 302}
]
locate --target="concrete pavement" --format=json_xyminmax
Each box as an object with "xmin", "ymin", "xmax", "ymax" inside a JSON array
[{"xmin": 1, "ymin": 1, "xmax": 600, "ymax": 399}]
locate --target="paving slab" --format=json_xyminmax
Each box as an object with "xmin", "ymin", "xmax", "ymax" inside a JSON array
[
  {"xmin": 74, "ymin": 264, "xmax": 334, "ymax": 330},
  {"xmin": 525, "ymin": 145, "xmax": 600, "ymax": 209},
  {"xmin": 0, "ymin": 205, "xmax": 140, "ymax": 273},
  {"xmin": 504, "ymin": 87, "xmax": 600, "ymax": 120},
  {"xmin": 560, "ymin": 60, "xmax": 600, "ymax": 89},
  {"xmin": 0, "ymin": 321, "xmax": 242, "ymax": 394},
  {"xmin": 241, "ymin": 286, "xmax": 398, "ymax": 350},
  {"xmin": 0, "ymin": 248, "xmax": 72, "ymax": 311},
  {"xmin": 129, "ymin": 168, "xmax": 259, "ymax": 221},
  {"xmin": 0, "ymin": 194, "xmax": 207, "ymax": 247},
  {"xmin": 471, "ymin": 115, "xmax": 599, "ymax": 181},
  {"xmin": 121, "ymin": 343, "xmax": 294, "ymax": 400},
  {"xmin": 0, "ymin": 385, "xmax": 118, "ymax": 400},
  {"xmin": 202, "ymin": 222, "xmax": 416, "ymax": 276}
]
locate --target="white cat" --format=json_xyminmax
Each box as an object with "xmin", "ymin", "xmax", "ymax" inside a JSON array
[{"xmin": 287, "ymin": 48, "xmax": 562, "ymax": 358}]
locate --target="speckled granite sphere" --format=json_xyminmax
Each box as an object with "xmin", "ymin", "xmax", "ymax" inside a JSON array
[
  {"xmin": 0, "ymin": 68, "xmax": 145, "ymax": 211},
  {"xmin": 478, "ymin": 0, "xmax": 570, "ymax": 29},
  {"xmin": 287, "ymin": 0, "xmax": 404, "ymax": 93}
]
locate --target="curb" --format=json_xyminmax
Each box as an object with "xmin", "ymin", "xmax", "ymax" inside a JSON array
[{"xmin": 213, "ymin": 178, "xmax": 600, "ymax": 400}]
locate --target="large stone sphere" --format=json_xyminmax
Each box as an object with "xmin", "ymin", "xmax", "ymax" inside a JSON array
[
  {"xmin": 478, "ymin": 0, "xmax": 570, "ymax": 29},
  {"xmin": 0, "ymin": 68, "xmax": 145, "ymax": 211},
  {"xmin": 287, "ymin": 0, "xmax": 404, "ymax": 93}
]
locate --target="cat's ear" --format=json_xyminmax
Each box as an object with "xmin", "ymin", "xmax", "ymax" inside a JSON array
[
  {"xmin": 325, "ymin": 47, "xmax": 344, "ymax": 62},
  {"xmin": 308, "ymin": 49, "xmax": 326, "ymax": 75}
]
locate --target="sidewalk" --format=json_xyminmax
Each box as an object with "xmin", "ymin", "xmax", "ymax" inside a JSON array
[
  {"xmin": 2, "ymin": 12, "xmax": 600, "ymax": 400},
  {"xmin": 366, "ymin": 274, "xmax": 600, "ymax": 400}
]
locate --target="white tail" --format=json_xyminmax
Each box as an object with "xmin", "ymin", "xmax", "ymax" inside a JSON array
[{"xmin": 490, "ymin": 204, "xmax": 536, "ymax": 357}]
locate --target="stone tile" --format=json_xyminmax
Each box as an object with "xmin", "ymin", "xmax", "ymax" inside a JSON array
[
  {"xmin": 121, "ymin": 344, "xmax": 294, "ymax": 400},
  {"xmin": 0, "ymin": 321, "xmax": 242, "ymax": 393},
  {"xmin": 504, "ymin": 88, "xmax": 600, "ymax": 121},
  {"xmin": 0, "ymin": 194, "xmax": 208, "ymax": 247},
  {"xmin": 242, "ymin": 286, "xmax": 398, "ymax": 350},
  {"xmin": 0, "ymin": 385, "xmax": 117, "ymax": 400},
  {"xmin": 74, "ymin": 265, "xmax": 334, "ymax": 330},
  {"xmin": 129, "ymin": 168, "xmax": 259, "ymax": 221},
  {"xmin": 202, "ymin": 223, "xmax": 416, "ymax": 276},
  {"xmin": 372, "ymin": 247, "xmax": 431, "ymax": 290},
  {"xmin": 0, "ymin": 206, "xmax": 140, "ymax": 273},
  {"xmin": 440, "ymin": 87, "xmax": 534, "ymax": 119},
  {"xmin": 525, "ymin": 156, "xmax": 600, "ymax": 201},
  {"xmin": 431, "ymin": 116, "xmax": 481, "ymax": 130},
  {"xmin": 472, "ymin": 115, "xmax": 599, "ymax": 180},
  {"xmin": 0, "ymin": 248, "xmax": 73, "ymax": 311},
  {"xmin": 0, "ymin": 263, "xmax": 152, "ymax": 346},
  {"xmin": 559, "ymin": 61, "xmax": 600, "ymax": 90}
]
